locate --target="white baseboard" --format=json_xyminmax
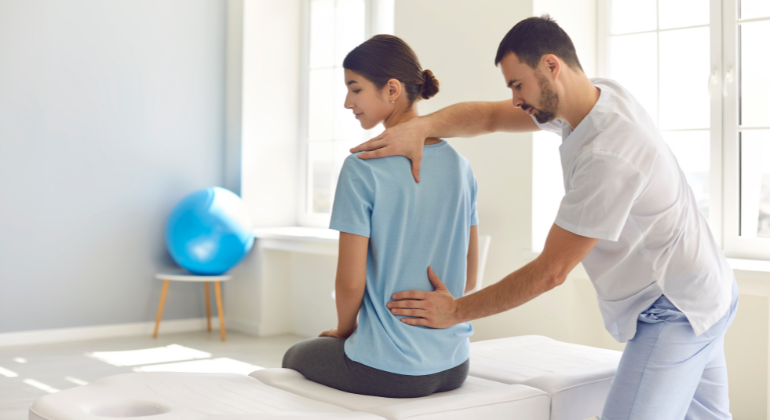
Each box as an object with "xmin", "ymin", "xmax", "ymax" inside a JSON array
[
  {"xmin": 227, "ymin": 317, "xmax": 261, "ymax": 336},
  {"xmin": 0, "ymin": 317, "xmax": 220, "ymax": 348}
]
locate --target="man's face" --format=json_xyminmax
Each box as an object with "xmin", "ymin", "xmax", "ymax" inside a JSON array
[{"xmin": 500, "ymin": 52, "xmax": 559, "ymax": 124}]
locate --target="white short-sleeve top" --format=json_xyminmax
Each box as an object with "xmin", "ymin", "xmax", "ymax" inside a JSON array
[{"xmin": 535, "ymin": 78, "xmax": 733, "ymax": 343}]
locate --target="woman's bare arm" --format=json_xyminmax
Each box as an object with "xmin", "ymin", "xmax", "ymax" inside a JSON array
[
  {"xmin": 464, "ymin": 225, "xmax": 479, "ymax": 295},
  {"xmin": 320, "ymin": 232, "xmax": 369, "ymax": 339},
  {"xmin": 350, "ymin": 101, "xmax": 538, "ymax": 182}
]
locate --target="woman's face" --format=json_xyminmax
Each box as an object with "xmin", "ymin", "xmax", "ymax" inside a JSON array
[{"xmin": 343, "ymin": 69, "xmax": 394, "ymax": 130}]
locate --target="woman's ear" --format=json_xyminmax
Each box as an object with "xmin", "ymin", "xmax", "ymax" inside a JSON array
[{"xmin": 387, "ymin": 78, "xmax": 402, "ymax": 103}]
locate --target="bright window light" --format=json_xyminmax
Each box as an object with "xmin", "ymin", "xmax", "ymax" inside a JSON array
[
  {"xmin": 133, "ymin": 358, "xmax": 263, "ymax": 375},
  {"xmin": 87, "ymin": 344, "xmax": 211, "ymax": 367},
  {"xmin": 13, "ymin": 357, "xmax": 27, "ymax": 364}
]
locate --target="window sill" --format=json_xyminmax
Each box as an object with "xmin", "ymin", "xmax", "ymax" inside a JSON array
[
  {"xmin": 526, "ymin": 251, "xmax": 770, "ymax": 281},
  {"xmin": 727, "ymin": 258, "xmax": 770, "ymax": 280},
  {"xmin": 252, "ymin": 227, "xmax": 339, "ymax": 255}
]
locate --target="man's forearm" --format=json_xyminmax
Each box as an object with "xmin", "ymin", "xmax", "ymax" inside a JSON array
[
  {"xmin": 454, "ymin": 259, "xmax": 560, "ymax": 323},
  {"xmin": 421, "ymin": 102, "xmax": 499, "ymax": 139},
  {"xmin": 421, "ymin": 100, "xmax": 538, "ymax": 140}
]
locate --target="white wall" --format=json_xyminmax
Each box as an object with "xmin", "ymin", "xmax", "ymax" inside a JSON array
[{"xmin": 0, "ymin": 0, "xmax": 226, "ymax": 333}]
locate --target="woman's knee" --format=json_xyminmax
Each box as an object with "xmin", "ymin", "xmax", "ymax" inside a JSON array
[{"xmin": 282, "ymin": 337, "xmax": 343, "ymax": 370}]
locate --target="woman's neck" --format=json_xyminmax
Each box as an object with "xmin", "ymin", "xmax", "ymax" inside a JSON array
[{"xmin": 383, "ymin": 105, "xmax": 442, "ymax": 145}]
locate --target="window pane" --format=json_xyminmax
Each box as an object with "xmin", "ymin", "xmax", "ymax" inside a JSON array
[
  {"xmin": 308, "ymin": 68, "xmax": 334, "ymax": 142},
  {"xmin": 334, "ymin": 67, "xmax": 363, "ymax": 141},
  {"xmin": 310, "ymin": 0, "xmax": 335, "ymax": 69},
  {"xmin": 608, "ymin": 33, "xmax": 658, "ymax": 125},
  {"xmin": 740, "ymin": 130, "xmax": 770, "ymax": 238},
  {"xmin": 659, "ymin": 0, "xmax": 709, "ymax": 30},
  {"xmin": 661, "ymin": 130, "xmax": 710, "ymax": 220},
  {"xmin": 335, "ymin": 0, "xmax": 366, "ymax": 65},
  {"xmin": 740, "ymin": 21, "xmax": 770, "ymax": 127},
  {"xmin": 741, "ymin": 0, "xmax": 770, "ymax": 20},
  {"xmin": 610, "ymin": 0, "xmax": 657, "ymax": 34},
  {"xmin": 309, "ymin": 141, "xmax": 333, "ymax": 214},
  {"xmin": 659, "ymin": 27, "xmax": 710, "ymax": 130}
]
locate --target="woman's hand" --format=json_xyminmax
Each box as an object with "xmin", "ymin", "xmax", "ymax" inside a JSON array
[
  {"xmin": 319, "ymin": 327, "xmax": 354, "ymax": 339},
  {"xmin": 350, "ymin": 117, "xmax": 429, "ymax": 183},
  {"xmin": 319, "ymin": 328, "xmax": 342, "ymax": 338}
]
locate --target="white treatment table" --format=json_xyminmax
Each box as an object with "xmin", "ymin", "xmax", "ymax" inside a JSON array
[
  {"xmin": 469, "ymin": 335, "xmax": 623, "ymax": 420},
  {"xmin": 29, "ymin": 336, "xmax": 621, "ymax": 420}
]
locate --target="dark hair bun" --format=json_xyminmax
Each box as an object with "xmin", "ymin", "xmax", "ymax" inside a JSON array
[{"xmin": 420, "ymin": 69, "xmax": 440, "ymax": 100}]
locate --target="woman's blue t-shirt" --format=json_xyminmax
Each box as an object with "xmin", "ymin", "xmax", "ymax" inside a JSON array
[{"xmin": 329, "ymin": 140, "xmax": 478, "ymax": 376}]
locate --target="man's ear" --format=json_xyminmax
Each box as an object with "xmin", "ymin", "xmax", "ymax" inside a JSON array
[{"xmin": 542, "ymin": 54, "xmax": 561, "ymax": 80}]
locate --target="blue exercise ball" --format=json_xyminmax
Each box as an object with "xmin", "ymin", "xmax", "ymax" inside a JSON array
[{"xmin": 165, "ymin": 187, "xmax": 255, "ymax": 275}]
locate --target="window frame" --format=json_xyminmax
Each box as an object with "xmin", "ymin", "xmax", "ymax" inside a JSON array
[
  {"xmin": 297, "ymin": 0, "xmax": 392, "ymax": 228},
  {"xmin": 722, "ymin": 0, "xmax": 770, "ymax": 259},
  {"xmin": 597, "ymin": 0, "xmax": 770, "ymax": 260}
]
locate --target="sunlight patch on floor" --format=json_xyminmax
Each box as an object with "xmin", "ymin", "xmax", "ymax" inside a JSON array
[
  {"xmin": 87, "ymin": 344, "xmax": 211, "ymax": 366},
  {"xmin": 23, "ymin": 379, "xmax": 59, "ymax": 393},
  {"xmin": 0, "ymin": 365, "xmax": 18, "ymax": 377},
  {"xmin": 65, "ymin": 376, "xmax": 88, "ymax": 385}
]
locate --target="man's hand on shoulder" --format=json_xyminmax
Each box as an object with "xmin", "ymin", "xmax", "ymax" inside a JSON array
[{"xmin": 350, "ymin": 117, "xmax": 429, "ymax": 183}]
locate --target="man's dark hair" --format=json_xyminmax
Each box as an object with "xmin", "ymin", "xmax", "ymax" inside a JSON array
[{"xmin": 494, "ymin": 15, "xmax": 583, "ymax": 72}]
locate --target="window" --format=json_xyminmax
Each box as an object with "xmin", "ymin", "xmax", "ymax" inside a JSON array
[
  {"xmin": 603, "ymin": 0, "xmax": 715, "ymax": 224},
  {"xmin": 722, "ymin": 0, "xmax": 770, "ymax": 258},
  {"xmin": 299, "ymin": 0, "xmax": 392, "ymax": 227},
  {"xmin": 594, "ymin": 0, "xmax": 770, "ymax": 259}
]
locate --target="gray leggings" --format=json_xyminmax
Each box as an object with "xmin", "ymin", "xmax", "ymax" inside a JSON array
[{"xmin": 282, "ymin": 337, "xmax": 469, "ymax": 398}]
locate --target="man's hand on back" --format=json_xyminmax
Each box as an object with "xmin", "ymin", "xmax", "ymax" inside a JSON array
[
  {"xmin": 350, "ymin": 117, "xmax": 429, "ymax": 183},
  {"xmin": 386, "ymin": 267, "xmax": 460, "ymax": 328}
]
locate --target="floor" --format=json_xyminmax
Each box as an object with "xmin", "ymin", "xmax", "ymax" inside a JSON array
[{"xmin": 0, "ymin": 331, "xmax": 305, "ymax": 420}]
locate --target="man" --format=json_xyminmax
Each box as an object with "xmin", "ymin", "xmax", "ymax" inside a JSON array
[{"xmin": 351, "ymin": 16, "xmax": 738, "ymax": 420}]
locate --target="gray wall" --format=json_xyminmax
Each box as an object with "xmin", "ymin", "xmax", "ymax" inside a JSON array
[{"xmin": 0, "ymin": 0, "xmax": 226, "ymax": 333}]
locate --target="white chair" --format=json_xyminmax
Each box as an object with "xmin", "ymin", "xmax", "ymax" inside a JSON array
[
  {"xmin": 469, "ymin": 234, "xmax": 491, "ymax": 294},
  {"xmin": 153, "ymin": 272, "xmax": 231, "ymax": 341}
]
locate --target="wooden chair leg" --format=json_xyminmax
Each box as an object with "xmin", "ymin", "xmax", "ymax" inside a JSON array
[
  {"xmin": 214, "ymin": 281, "xmax": 226, "ymax": 341},
  {"xmin": 204, "ymin": 281, "xmax": 212, "ymax": 332},
  {"xmin": 153, "ymin": 280, "xmax": 170, "ymax": 338}
]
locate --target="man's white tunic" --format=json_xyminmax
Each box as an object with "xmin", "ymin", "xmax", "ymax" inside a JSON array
[{"xmin": 535, "ymin": 78, "xmax": 733, "ymax": 342}]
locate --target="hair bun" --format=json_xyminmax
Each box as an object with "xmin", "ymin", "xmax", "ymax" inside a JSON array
[{"xmin": 420, "ymin": 69, "xmax": 440, "ymax": 100}]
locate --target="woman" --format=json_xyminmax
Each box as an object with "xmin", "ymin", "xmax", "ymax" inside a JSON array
[{"xmin": 282, "ymin": 34, "xmax": 479, "ymax": 398}]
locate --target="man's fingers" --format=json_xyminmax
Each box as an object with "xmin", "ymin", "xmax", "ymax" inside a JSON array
[
  {"xmin": 351, "ymin": 138, "xmax": 387, "ymax": 153},
  {"xmin": 358, "ymin": 148, "xmax": 390, "ymax": 160},
  {"xmin": 387, "ymin": 300, "xmax": 424, "ymax": 310},
  {"xmin": 391, "ymin": 308, "xmax": 425, "ymax": 317},
  {"xmin": 427, "ymin": 267, "xmax": 448, "ymax": 291},
  {"xmin": 401, "ymin": 317, "xmax": 429, "ymax": 327},
  {"xmin": 392, "ymin": 290, "xmax": 428, "ymax": 301},
  {"xmin": 410, "ymin": 155, "xmax": 422, "ymax": 183}
]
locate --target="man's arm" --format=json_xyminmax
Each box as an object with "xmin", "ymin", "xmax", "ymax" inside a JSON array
[
  {"xmin": 350, "ymin": 101, "xmax": 539, "ymax": 182},
  {"xmin": 387, "ymin": 224, "xmax": 599, "ymax": 328},
  {"xmin": 464, "ymin": 225, "xmax": 479, "ymax": 295},
  {"xmin": 320, "ymin": 232, "xmax": 368, "ymax": 338}
]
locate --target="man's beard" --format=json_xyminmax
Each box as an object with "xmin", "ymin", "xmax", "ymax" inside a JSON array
[{"xmin": 532, "ymin": 72, "xmax": 559, "ymax": 124}]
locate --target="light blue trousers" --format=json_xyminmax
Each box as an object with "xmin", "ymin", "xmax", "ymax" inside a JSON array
[{"xmin": 602, "ymin": 279, "xmax": 739, "ymax": 420}]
